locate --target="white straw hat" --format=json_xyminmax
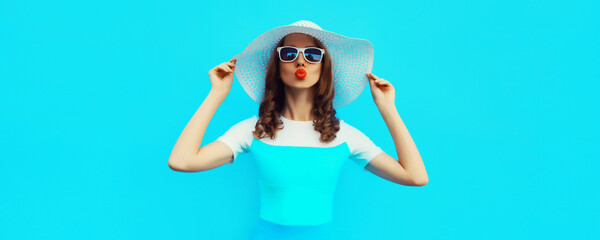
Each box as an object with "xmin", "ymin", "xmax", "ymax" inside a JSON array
[{"xmin": 233, "ymin": 20, "xmax": 374, "ymax": 109}]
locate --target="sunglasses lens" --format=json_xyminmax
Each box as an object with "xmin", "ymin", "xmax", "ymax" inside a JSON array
[
  {"xmin": 304, "ymin": 48, "xmax": 323, "ymax": 63},
  {"xmin": 280, "ymin": 47, "xmax": 298, "ymax": 61}
]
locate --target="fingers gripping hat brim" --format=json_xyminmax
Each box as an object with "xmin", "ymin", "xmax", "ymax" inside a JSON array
[{"xmin": 233, "ymin": 21, "xmax": 374, "ymax": 109}]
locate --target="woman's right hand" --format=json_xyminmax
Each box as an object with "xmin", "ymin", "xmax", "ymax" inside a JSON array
[{"xmin": 208, "ymin": 58, "xmax": 237, "ymax": 95}]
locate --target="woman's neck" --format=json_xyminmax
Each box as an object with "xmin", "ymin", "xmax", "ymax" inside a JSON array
[{"xmin": 282, "ymin": 86, "xmax": 315, "ymax": 121}]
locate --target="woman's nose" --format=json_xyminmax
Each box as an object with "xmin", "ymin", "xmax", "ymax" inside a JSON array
[{"xmin": 296, "ymin": 52, "xmax": 306, "ymax": 66}]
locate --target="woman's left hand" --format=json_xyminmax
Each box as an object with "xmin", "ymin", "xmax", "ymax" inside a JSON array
[{"xmin": 367, "ymin": 72, "xmax": 395, "ymax": 107}]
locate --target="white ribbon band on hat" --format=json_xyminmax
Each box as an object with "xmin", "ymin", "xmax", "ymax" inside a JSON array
[{"xmin": 233, "ymin": 20, "xmax": 374, "ymax": 109}]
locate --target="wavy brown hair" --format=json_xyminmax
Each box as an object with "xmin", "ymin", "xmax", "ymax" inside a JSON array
[{"xmin": 252, "ymin": 33, "xmax": 340, "ymax": 143}]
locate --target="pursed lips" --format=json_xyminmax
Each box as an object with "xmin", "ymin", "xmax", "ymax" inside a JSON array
[{"xmin": 295, "ymin": 69, "xmax": 307, "ymax": 79}]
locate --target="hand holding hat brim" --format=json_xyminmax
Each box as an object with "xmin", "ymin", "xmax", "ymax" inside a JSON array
[{"xmin": 367, "ymin": 72, "xmax": 395, "ymax": 106}]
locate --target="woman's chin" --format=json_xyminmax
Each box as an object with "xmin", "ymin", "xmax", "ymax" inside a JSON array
[{"xmin": 283, "ymin": 79, "xmax": 319, "ymax": 89}]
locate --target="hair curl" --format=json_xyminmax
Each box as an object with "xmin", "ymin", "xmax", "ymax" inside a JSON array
[{"xmin": 252, "ymin": 34, "xmax": 340, "ymax": 143}]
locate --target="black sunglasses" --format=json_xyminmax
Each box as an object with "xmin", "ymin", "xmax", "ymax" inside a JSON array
[{"xmin": 276, "ymin": 46, "xmax": 326, "ymax": 63}]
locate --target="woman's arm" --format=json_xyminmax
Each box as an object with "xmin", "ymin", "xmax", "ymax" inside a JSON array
[
  {"xmin": 167, "ymin": 90, "xmax": 227, "ymax": 170},
  {"xmin": 168, "ymin": 58, "xmax": 237, "ymax": 171},
  {"xmin": 366, "ymin": 72, "xmax": 428, "ymax": 185},
  {"xmin": 376, "ymin": 103, "xmax": 428, "ymax": 185}
]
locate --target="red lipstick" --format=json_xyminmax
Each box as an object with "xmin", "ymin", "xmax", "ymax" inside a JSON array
[{"xmin": 295, "ymin": 69, "xmax": 306, "ymax": 79}]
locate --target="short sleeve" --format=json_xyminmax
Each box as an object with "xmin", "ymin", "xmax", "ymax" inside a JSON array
[
  {"xmin": 215, "ymin": 115, "xmax": 258, "ymax": 164},
  {"xmin": 342, "ymin": 121, "xmax": 385, "ymax": 172}
]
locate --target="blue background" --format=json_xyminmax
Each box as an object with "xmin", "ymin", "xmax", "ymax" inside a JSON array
[{"xmin": 1, "ymin": 0, "xmax": 598, "ymax": 239}]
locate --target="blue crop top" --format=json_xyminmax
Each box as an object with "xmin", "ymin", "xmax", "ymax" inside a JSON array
[{"xmin": 216, "ymin": 115, "xmax": 384, "ymax": 226}]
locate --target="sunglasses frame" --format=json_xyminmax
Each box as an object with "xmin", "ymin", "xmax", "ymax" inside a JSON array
[{"xmin": 276, "ymin": 46, "xmax": 326, "ymax": 63}]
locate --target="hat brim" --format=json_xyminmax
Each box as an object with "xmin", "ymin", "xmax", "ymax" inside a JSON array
[{"xmin": 233, "ymin": 24, "xmax": 374, "ymax": 109}]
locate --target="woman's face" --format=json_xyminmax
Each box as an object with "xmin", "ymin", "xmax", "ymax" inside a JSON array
[{"xmin": 279, "ymin": 33, "xmax": 322, "ymax": 90}]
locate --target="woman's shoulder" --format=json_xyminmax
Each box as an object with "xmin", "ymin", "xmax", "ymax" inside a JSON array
[
  {"xmin": 337, "ymin": 118, "xmax": 354, "ymax": 132},
  {"xmin": 336, "ymin": 118, "xmax": 371, "ymax": 140}
]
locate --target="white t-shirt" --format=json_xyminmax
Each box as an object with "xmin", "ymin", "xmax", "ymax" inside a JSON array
[
  {"xmin": 215, "ymin": 114, "xmax": 385, "ymax": 225},
  {"xmin": 216, "ymin": 115, "xmax": 384, "ymax": 170}
]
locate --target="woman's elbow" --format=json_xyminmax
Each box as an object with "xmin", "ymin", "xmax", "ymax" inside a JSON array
[
  {"xmin": 413, "ymin": 177, "xmax": 429, "ymax": 186},
  {"xmin": 168, "ymin": 159, "xmax": 189, "ymax": 172}
]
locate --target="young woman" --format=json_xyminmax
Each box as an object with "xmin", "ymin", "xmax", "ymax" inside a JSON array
[{"xmin": 168, "ymin": 20, "xmax": 428, "ymax": 239}]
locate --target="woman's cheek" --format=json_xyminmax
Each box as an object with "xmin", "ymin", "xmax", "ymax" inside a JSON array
[{"xmin": 311, "ymin": 67, "xmax": 321, "ymax": 78}]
